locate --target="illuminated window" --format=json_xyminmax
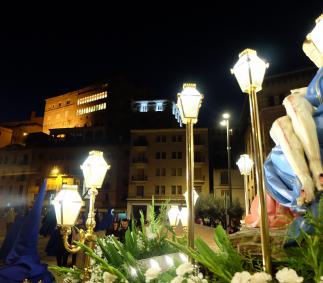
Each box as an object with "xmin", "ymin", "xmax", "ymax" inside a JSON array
[
  {"xmin": 156, "ymin": 102, "xmax": 163, "ymax": 111},
  {"xmin": 140, "ymin": 102, "xmax": 148, "ymax": 112}
]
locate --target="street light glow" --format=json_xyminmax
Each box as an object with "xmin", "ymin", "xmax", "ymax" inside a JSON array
[
  {"xmin": 222, "ymin": 113, "xmax": 230, "ymax": 119},
  {"xmin": 220, "ymin": 120, "xmax": 227, "ymax": 127}
]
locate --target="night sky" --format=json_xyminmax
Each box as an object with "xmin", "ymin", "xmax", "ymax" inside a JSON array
[{"xmin": 0, "ymin": 3, "xmax": 322, "ymax": 127}]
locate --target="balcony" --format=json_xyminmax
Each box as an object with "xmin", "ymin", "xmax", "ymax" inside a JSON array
[
  {"xmin": 131, "ymin": 175, "xmax": 148, "ymax": 182},
  {"xmin": 194, "ymin": 175, "xmax": 206, "ymax": 183},
  {"xmin": 132, "ymin": 157, "xmax": 148, "ymax": 164}
]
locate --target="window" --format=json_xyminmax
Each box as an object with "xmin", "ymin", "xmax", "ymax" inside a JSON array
[
  {"xmin": 156, "ymin": 102, "xmax": 163, "ymax": 111},
  {"xmin": 171, "ymin": 168, "xmax": 176, "ymax": 176},
  {"xmin": 161, "ymin": 168, "xmax": 166, "ymax": 176},
  {"xmin": 4, "ymin": 156, "xmax": 8, "ymax": 164},
  {"xmin": 66, "ymin": 100, "xmax": 71, "ymax": 105},
  {"xmin": 177, "ymin": 185, "xmax": 182, "ymax": 195},
  {"xmin": 177, "ymin": 135, "xmax": 183, "ymax": 142},
  {"xmin": 177, "ymin": 152, "xmax": 182, "ymax": 159},
  {"xmin": 155, "ymin": 185, "xmax": 160, "ymax": 195},
  {"xmin": 136, "ymin": 186, "xmax": 144, "ymax": 197},
  {"xmin": 177, "ymin": 168, "xmax": 182, "ymax": 176},
  {"xmin": 171, "ymin": 185, "xmax": 176, "ymax": 195},
  {"xmin": 172, "ymin": 135, "xmax": 176, "ymax": 142},
  {"xmin": 171, "ymin": 152, "xmax": 176, "ymax": 159},
  {"xmin": 140, "ymin": 102, "xmax": 148, "ymax": 112},
  {"xmin": 220, "ymin": 171, "xmax": 228, "ymax": 185},
  {"xmin": 156, "ymin": 168, "xmax": 160, "ymax": 176},
  {"xmin": 19, "ymin": 185, "xmax": 24, "ymax": 195},
  {"xmin": 161, "ymin": 152, "xmax": 166, "ymax": 159},
  {"xmin": 161, "ymin": 186, "xmax": 165, "ymax": 195},
  {"xmin": 156, "ymin": 135, "xmax": 166, "ymax": 143}
]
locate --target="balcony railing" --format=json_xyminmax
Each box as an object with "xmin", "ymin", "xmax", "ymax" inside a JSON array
[{"xmin": 131, "ymin": 175, "xmax": 148, "ymax": 181}]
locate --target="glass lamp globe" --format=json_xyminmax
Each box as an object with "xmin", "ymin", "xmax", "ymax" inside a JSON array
[
  {"xmin": 179, "ymin": 207, "xmax": 188, "ymax": 227},
  {"xmin": 168, "ymin": 206, "xmax": 180, "ymax": 226},
  {"xmin": 183, "ymin": 189, "xmax": 199, "ymax": 207},
  {"xmin": 236, "ymin": 154, "xmax": 254, "ymax": 176},
  {"xmin": 81, "ymin": 150, "xmax": 110, "ymax": 189},
  {"xmin": 176, "ymin": 83, "xmax": 203, "ymax": 124},
  {"xmin": 231, "ymin": 49, "xmax": 269, "ymax": 94},
  {"xmin": 53, "ymin": 185, "xmax": 83, "ymax": 226}
]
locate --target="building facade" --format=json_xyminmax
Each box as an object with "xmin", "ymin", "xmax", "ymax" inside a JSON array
[
  {"xmin": 127, "ymin": 128, "xmax": 210, "ymax": 220},
  {"xmin": 0, "ymin": 111, "xmax": 43, "ymax": 147},
  {"xmin": 213, "ymin": 169, "xmax": 245, "ymax": 210},
  {"xmin": 43, "ymin": 84, "xmax": 108, "ymax": 133}
]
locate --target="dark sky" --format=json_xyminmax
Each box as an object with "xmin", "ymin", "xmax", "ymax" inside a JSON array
[{"xmin": 0, "ymin": 3, "xmax": 322, "ymax": 127}]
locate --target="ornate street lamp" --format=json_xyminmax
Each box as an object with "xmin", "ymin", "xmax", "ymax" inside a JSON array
[
  {"xmin": 177, "ymin": 83, "xmax": 203, "ymax": 251},
  {"xmin": 236, "ymin": 154, "xmax": 254, "ymax": 216},
  {"xmin": 220, "ymin": 112, "xmax": 232, "ymax": 230},
  {"xmin": 53, "ymin": 150, "xmax": 110, "ymax": 281},
  {"xmin": 231, "ymin": 49, "xmax": 271, "ymax": 272}
]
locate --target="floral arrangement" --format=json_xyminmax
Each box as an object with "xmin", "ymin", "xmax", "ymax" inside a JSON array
[{"xmin": 49, "ymin": 196, "xmax": 323, "ymax": 283}]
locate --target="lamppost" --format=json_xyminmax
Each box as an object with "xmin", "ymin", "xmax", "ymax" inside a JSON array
[
  {"xmin": 236, "ymin": 154, "xmax": 254, "ymax": 217},
  {"xmin": 220, "ymin": 113, "xmax": 232, "ymax": 229},
  {"xmin": 231, "ymin": 49, "xmax": 271, "ymax": 273},
  {"xmin": 177, "ymin": 83, "xmax": 203, "ymax": 250},
  {"xmin": 53, "ymin": 150, "xmax": 110, "ymax": 281}
]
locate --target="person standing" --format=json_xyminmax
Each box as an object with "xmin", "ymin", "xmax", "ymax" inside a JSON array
[
  {"xmin": 105, "ymin": 221, "xmax": 119, "ymax": 238},
  {"xmin": 118, "ymin": 218, "xmax": 129, "ymax": 243}
]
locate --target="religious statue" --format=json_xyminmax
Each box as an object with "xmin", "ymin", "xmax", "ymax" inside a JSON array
[{"xmin": 245, "ymin": 16, "xmax": 323, "ymax": 236}]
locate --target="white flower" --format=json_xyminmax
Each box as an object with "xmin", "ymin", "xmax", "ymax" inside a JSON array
[
  {"xmin": 320, "ymin": 276, "xmax": 323, "ymax": 283},
  {"xmin": 146, "ymin": 228, "xmax": 157, "ymax": 240},
  {"xmin": 103, "ymin": 272, "xmax": 117, "ymax": 283},
  {"xmin": 276, "ymin": 267, "xmax": 303, "ymax": 283},
  {"xmin": 250, "ymin": 272, "xmax": 272, "ymax": 283},
  {"xmin": 137, "ymin": 236, "xmax": 145, "ymax": 251},
  {"xmin": 231, "ymin": 271, "xmax": 251, "ymax": 283},
  {"xmin": 145, "ymin": 265, "xmax": 162, "ymax": 282},
  {"xmin": 176, "ymin": 262, "xmax": 194, "ymax": 276},
  {"xmin": 171, "ymin": 276, "xmax": 184, "ymax": 283}
]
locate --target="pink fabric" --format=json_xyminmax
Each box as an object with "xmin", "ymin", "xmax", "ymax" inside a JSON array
[{"xmin": 245, "ymin": 193, "xmax": 295, "ymax": 228}]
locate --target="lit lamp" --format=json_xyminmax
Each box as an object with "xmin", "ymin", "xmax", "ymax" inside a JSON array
[
  {"xmin": 220, "ymin": 112, "xmax": 232, "ymax": 230},
  {"xmin": 168, "ymin": 206, "xmax": 180, "ymax": 227},
  {"xmin": 303, "ymin": 14, "xmax": 323, "ymax": 68},
  {"xmin": 231, "ymin": 49, "xmax": 271, "ymax": 273},
  {"xmin": 183, "ymin": 189, "xmax": 199, "ymax": 207},
  {"xmin": 177, "ymin": 83, "xmax": 203, "ymax": 251},
  {"xmin": 236, "ymin": 154, "xmax": 254, "ymax": 216},
  {"xmin": 53, "ymin": 150, "xmax": 110, "ymax": 281}
]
